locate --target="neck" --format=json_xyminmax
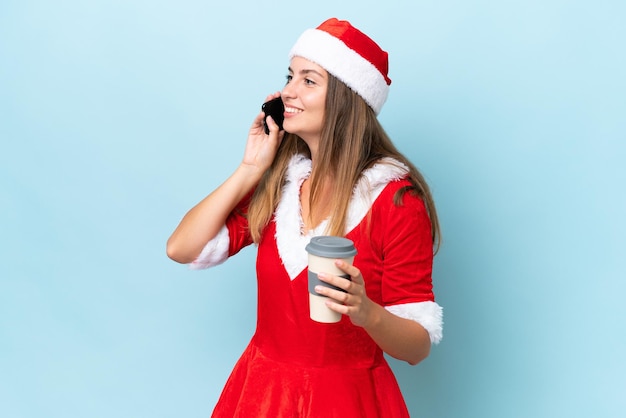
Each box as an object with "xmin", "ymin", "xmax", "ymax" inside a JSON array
[
  {"xmin": 300, "ymin": 173, "xmax": 334, "ymax": 234},
  {"xmin": 300, "ymin": 135, "xmax": 320, "ymax": 163}
]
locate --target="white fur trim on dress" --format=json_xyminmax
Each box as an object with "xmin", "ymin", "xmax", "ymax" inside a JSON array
[
  {"xmin": 189, "ymin": 224, "xmax": 230, "ymax": 270},
  {"xmin": 385, "ymin": 301, "xmax": 444, "ymax": 345},
  {"xmin": 274, "ymin": 155, "xmax": 315, "ymax": 279},
  {"xmin": 289, "ymin": 29, "xmax": 389, "ymax": 114},
  {"xmin": 346, "ymin": 158, "xmax": 408, "ymax": 232},
  {"xmin": 275, "ymin": 155, "xmax": 409, "ymax": 280}
]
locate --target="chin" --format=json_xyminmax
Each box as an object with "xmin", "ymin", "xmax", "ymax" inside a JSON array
[{"xmin": 282, "ymin": 122, "xmax": 300, "ymax": 136}]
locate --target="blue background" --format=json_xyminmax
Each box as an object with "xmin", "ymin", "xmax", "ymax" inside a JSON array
[{"xmin": 2, "ymin": 1, "xmax": 625, "ymax": 417}]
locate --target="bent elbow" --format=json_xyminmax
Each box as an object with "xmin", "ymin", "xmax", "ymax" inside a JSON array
[
  {"xmin": 407, "ymin": 342, "xmax": 431, "ymax": 366},
  {"xmin": 166, "ymin": 240, "xmax": 195, "ymax": 264},
  {"xmin": 407, "ymin": 352, "xmax": 428, "ymax": 366}
]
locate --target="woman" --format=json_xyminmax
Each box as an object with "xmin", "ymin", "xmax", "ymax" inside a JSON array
[{"xmin": 167, "ymin": 18, "xmax": 443, "ymax": 417}]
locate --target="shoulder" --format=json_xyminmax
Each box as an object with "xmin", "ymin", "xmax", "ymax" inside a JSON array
[
  {"xmin": 352, "ymin": 158, "xmax": 409, "ymax": 205},
  {"xmin": 368, "ymin": 178, "xmax": 432, "ymax": 257},
  {"xmin": 358, "ymin": 158, "xmax": 424, "ymax": 211},
  {"xmin": 375, "ymin": 179, "xmax": 427, "ymax": 219},
  {"xmin": 359, "ymin": 158, "xmax": 409, "ymax": 190},
  {"xmin": 366, "ymin": 161, "xmax": 428, "ymax": 226},
  {"xmin": 344, "ymin": 158, "xmax": 411, "ymax": 234}
]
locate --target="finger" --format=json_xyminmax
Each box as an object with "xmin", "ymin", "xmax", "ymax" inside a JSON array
[
  {"xmin": 325, "ymin": 299, "xmax": 351, "ymax": 315},
  {"xmin": 317, "ymin": 272, "xmax": 352, "ymax": 292},
  {"xmin": 252, "ymin": 112, "xmax": 274, "ymax": 137},
  {"xmin": 264, "ymin": 91, "xmax": 281, "ymax": 102},
  {"xmin": 334, "ymin": 260, "xmax": 363, "ymax": 284},
  {"xmin": 265, "ymin": 115, "xmax": 285, "ymax": 141},
  {"xmin": 250, "ymin": 112, "xmax": 265, "ymax": 131},
  {"xmin": 265, "ymin": 115, "xmax": 278, "ymax": 133},
  {"xmin": 315, "ymin": 285, "xmax": 351, "ymax": 305},
  {"xmin": 317, "ymin": 272, "xmax": 352, "ymax": 290}
]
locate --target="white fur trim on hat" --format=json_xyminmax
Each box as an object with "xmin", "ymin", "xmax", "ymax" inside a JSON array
[{"xmin": 289, "ymin": 29, "xmax": 390, "ymax": 114}]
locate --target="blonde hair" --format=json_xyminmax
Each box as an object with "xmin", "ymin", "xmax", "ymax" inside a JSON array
[{"xmin": 248, "ymin": 74, "xmax": 441, "ymax": 252}]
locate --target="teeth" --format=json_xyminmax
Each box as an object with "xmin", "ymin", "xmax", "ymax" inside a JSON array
[{"xmin": 285, "ymin": 107, "xmax": 302, "ymax": 114}]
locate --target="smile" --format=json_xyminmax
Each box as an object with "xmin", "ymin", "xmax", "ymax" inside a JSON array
[{"xmin": 284, "ymin": 107, "xmax": 303, "ymax": 114}]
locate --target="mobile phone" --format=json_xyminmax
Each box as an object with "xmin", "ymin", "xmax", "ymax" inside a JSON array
[{"xmin": 261, "ymin": 97, "xmax": 285, "ymax": 134}]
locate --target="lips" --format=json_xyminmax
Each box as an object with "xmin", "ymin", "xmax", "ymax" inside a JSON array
[{"xmin": 284, "ymin": 106, "xmax": 303, "ymax": 115}]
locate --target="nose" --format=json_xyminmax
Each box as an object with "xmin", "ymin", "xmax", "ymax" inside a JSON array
[{"xmin": 281, "ymin": 80, "xmax": 295, "ymax": 100}]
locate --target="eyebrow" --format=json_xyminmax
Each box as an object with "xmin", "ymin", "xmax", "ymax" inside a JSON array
[{"xmin": 288, "ymin": 67, "xmax": 326, "ymax": 78}]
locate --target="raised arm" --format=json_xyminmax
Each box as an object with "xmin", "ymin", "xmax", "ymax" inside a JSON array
[{"xmin": 166, "ymin": 94, "xmax": 284, "ymax": 264}]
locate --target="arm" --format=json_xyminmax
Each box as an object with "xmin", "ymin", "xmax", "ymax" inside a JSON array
[
  {"xmin": 166, "ymin": 94, "xmax": 284, "ymax": 264},
  {"xmin": 363, "ymin": 302, "xmax": 432, "ymax": 365},
  {"xmin": 316, "ymin": 183, "xmax": 440, "ymax": 365},
  {"xmin": 166, "ymin": 163, "xmax": 262, "ymax": 264}
]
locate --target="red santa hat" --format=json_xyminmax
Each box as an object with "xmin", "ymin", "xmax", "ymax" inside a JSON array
[{"xmin": 288, "ymin": 18, "xmax": 391, "ymax": 115}]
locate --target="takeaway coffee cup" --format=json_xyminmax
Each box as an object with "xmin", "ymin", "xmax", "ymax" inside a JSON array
[{"xmin": 305, "ymin": 236, "xmax": 358, "ymax": 323}]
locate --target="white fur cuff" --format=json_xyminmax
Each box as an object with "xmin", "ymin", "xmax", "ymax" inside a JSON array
[
  {"xmin": 189, "ymin": 225, "xmax": 230, "ymax": 270},
  {"xmin": 385, "ymin": 301, "xmax": 444, "ymax": 345}
]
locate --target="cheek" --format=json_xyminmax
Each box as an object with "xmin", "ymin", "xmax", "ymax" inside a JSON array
[{"xmin": 310, "ymin": 98, "xmax": 325, "ymax": 116}]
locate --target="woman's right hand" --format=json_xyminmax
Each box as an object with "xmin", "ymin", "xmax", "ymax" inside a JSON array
[
  {"xmin": 166, "ymin": 93, "xmax": 285, "ymax": 264},
  {"xmin": 241, "ymin": 92, "xmax": 285, "ymax": 174}
]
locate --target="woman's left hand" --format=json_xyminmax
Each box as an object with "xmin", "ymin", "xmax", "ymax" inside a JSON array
[{"xmin": 315, "ymin": 260, "xmax": 378, "ymax": 328}]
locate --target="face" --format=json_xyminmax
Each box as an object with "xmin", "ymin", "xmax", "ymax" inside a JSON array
[{"xmin": 281, "ymin": 56, "xmax": 328, "ymax": 144}]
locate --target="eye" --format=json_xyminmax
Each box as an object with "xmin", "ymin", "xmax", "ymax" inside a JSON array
[
  {"xmin": 285, "ymin": 74, "xmax": 293, "ymax": 84},
  {"xmin": 304, "ymin": 78, "xmax": 315, "ymax": 85}
]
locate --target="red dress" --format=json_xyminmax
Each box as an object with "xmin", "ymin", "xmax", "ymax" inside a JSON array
[{"xmin": 192, "ymin": 156, "xmax": 442, "ymax": 418}]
